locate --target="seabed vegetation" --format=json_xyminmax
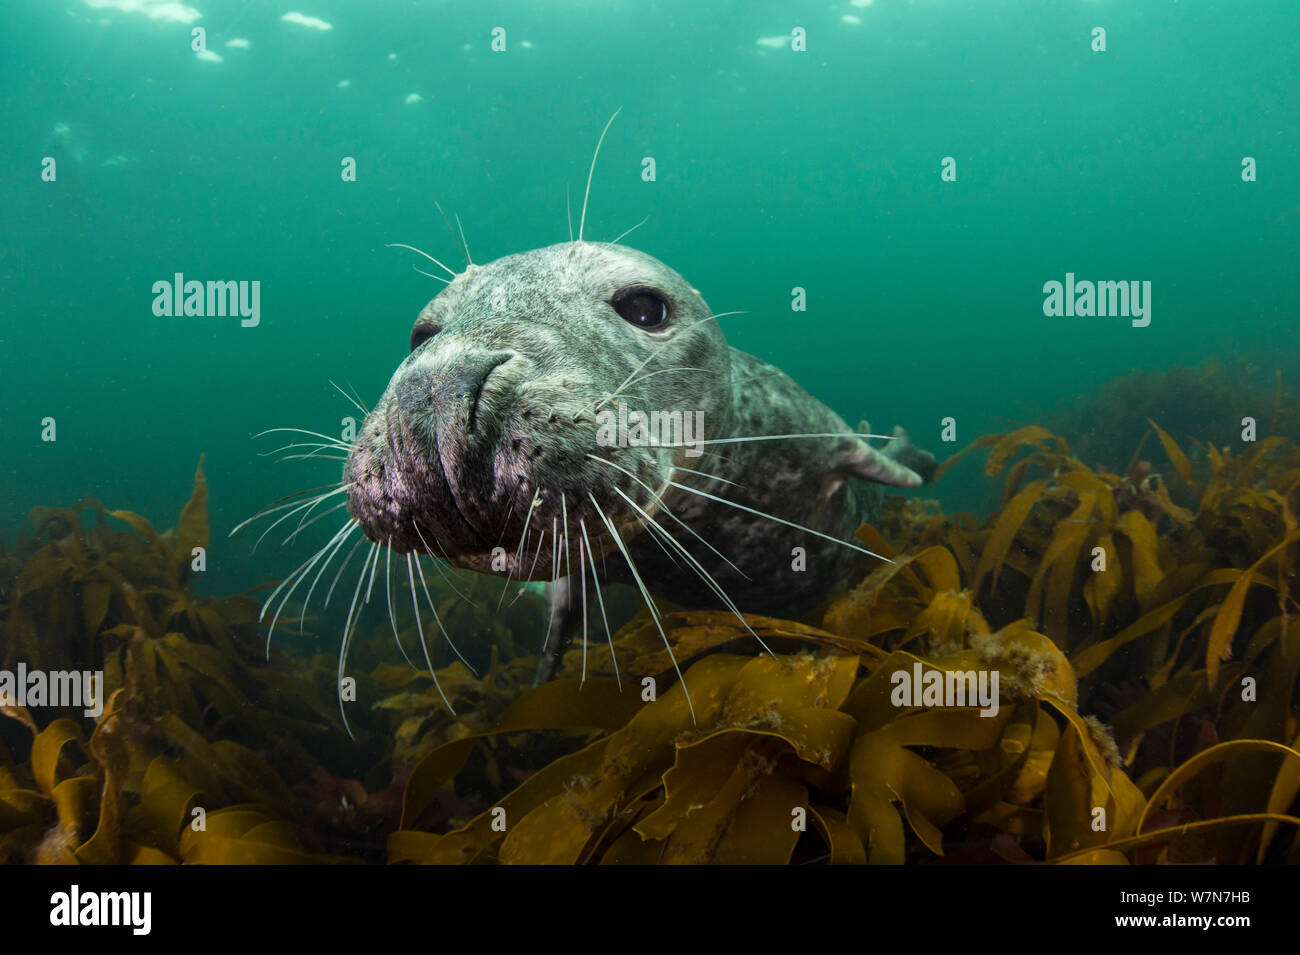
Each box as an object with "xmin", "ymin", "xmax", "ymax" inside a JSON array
[{"xmin": 3, "ymin": 415, "xmax": 1300, "ymax": 865}]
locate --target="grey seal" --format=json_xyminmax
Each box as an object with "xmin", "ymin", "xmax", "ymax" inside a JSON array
[{"xmin": 342, "ymin": 239, "xmax": 937, "ymax": 683}]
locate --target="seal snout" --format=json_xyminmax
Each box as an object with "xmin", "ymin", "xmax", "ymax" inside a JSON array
[
  {"xmin": 342, "ymin": 412, "xmax": 462, "ymax": 555},
  {"xmin": 342, "ymin": 348, "xmax": 527, "ymax": 559},
  {"xmin": 401, "ymin": 350, "xmax": 517, "ymax": 439}
]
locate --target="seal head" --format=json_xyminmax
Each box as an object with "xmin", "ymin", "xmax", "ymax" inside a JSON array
[{"xmin": 344, "ymin": 242, "xmax": 732, "ymax": 577}]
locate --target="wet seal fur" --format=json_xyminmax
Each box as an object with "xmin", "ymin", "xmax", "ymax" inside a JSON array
[{"xmin": 344, "ymin": 240, "xmax": 936, "ymax": 680}]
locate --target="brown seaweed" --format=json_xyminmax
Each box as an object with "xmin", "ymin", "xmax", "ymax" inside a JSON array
[
  {"xmin": 385, "ymin": 423, "xmax": 1300, "ymax": 864},
  {"xmin": 4, "ymin": 422, "xmax": 1300, "ymax": 865}
]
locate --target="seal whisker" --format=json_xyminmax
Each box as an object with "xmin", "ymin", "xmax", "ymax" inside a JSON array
[
  {"xmin": 412, "ymin": 265, "xmax": 452, "ymax": 285},
  {"xmin": 607, "ymin": 215, "xmax": 648, "ymax": 245},
  {"xmin": 408, "ymin": 553, "xmax": 457, "ymax": 715},
  {"xmin": 550, "ymin": 517, "xmax": 559, "ymax": 590},
  {"xmin": 490, "ymin": 497, "xmax": 522, "ymax": 605},
  {"xmin": 609, "ymin": 483, "xmax": 772, "ymax": 657},
  {"xmin": 258, "ymin": 516, "xmax": 351, "ymax": 619},
  {"xmin": 229, "ymin": 481, "xmax": 346, "ymax": 536},
  {"xmin": 363, "ymin": 537, "xmax": 382, "ymax": 606},
  {"xmin": 665, "ymin": 479, "xmax": 896, "ymax": 563},
  {"xmin": 628, "ymin": 504, "xmax": 684, "ymax": 567},
  {"xmin": 283, "ymin": 498, "xmax": 352, "ymax": 547},
  {"xmin": 498, "ymin": 490, "xmax": 541, "ymax": 610},
  {"xmin": 254, "ymin": 427, "xmax": 353, "ymax": 448},
  {"xmin": 411, "ymin": 550, "xmax": 478, "ymax": 676},
  {"xmin": 495, "ymin": 496, "xmax": 520, "ymax": 546},
  {"xmin": 560, "ymin": 493, "xmax": 574, "ymax": 601},
  {"xmin": 585, "ymin": 453, "xmax": 748, "ymax": 580},
  {"xmin": 587, "ymin": 311, "xmax": 746, "ymax": 415},
  {"xmin": 250, "ymin": 490, "xmax": 339, "ymax": 553},
  {"xmin": 411, "ymin": 521, "xmax": 475, "ymax": 605},
  {"xmin": 455, "ymin": 214, "xmax": 471, "ymax": 267},
  {"xmin": 385, "ymin": 242, "xmax": 458, "ymax": 279},
  {"xmin": 589, "ymin": 493, "xmax": 695, "ymax": 723},
  {"xmin": 577, "ymin": 533, "xmax": 588, "ymax": 686},
  {"xmin": 329, "ymin": 379, "xmax": 369, "ymax": 417},
  {"xmin": 259, "ymin": 441, "xmax": 350, "ymax": 458},
  {"xmin": 386, "ymin": 538, "xmax": 418, "ymax": 669},
  {"xmin": 343, "ymin": 381, "xmax": 370, "ymax": 416},
  {"xmin": 615, "ymin": 366, "xmax": 712, "ymax": 393},
  {"xmin": 506, "ymin": 528, "xmax": 549, "ymax": 609},
  {"xmin": 540, "ymin": 517, "xmax": 562, "ymax": 653},
  {"xmin": 295, "ymin": 522, "xmax": 359, "ymax": 636},
  {"xmin": 261, "ymin": 519, "xmax": 357, "ymax": 656},
  {"xmin": 671, "ymin": 465, "xmax": 742, "ymax": 489},
  {"xmin": 337, "ymin": 542, "xmax": 381, "ymax": 737},
  {"xmin": 277, "ymin": 493, "xmax": 349, "ymax": 543},
  {"xmin": 258, "ymin": 531, "xmax": 327, "ymax": 629},
  {"xmin": 234, "ymin": 484, "xmax": 348, "ymax": 540},
  {"xmin": 657, "ymin": 431, "xmax": 896, "ymax": 448},
  {"xmin": 668, "ymin": 369, "xmax": 784, "ymax": 408},
  {"xmin": 579, "ymin": 519, "xmax": 619, "ymax": 689},
  {"xmin": 324, "ymin": 537, "xmax": 365, "ymax": 609},
  {"xmin": 592, "ymin": 391, "xmax": 652, "ymax": 410},
  {"xmin": 577, "ymin": 106, "xmax": 622, "ymax": 243},
  {"xmin": 434, "ymin": 201, "xmax": 472, "ymax": 268},
  {"xmin": 527, "ymin": 527, "xmax": 547, "ymax": 581}
]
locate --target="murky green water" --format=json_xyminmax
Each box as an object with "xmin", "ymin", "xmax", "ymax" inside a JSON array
[{"xmin": 4, "ymin": 0, "xmax": 1297, "ymax": 596}]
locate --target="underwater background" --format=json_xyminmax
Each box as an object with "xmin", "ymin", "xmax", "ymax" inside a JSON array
[{"xmin": 2, "ymin": 0, "xmax": 1300, "ymax": 865}]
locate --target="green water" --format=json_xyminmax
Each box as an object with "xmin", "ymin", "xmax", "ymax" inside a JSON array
[{"xmin": 3, "ymin": 0, "xmax": 1298, "ymax": 600}]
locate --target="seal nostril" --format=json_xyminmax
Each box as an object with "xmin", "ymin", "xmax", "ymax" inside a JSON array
[{"xmin": 425, "ymin": 353, "xmax": 511, "ymax": 432}]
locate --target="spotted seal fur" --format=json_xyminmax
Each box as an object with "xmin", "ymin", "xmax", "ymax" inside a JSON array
[{"xmin": 341, "ymin": 239, "xmax": 937, "ymax": 683}]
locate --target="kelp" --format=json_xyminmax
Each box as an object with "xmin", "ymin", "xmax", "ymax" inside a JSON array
[
  {"xmin": 387, "ymin": 423, "xmax": 1300, "ymax": 864},
  {"xmin": 5, "ymin": 422, "xmax": 1300, "ymax": 864},
  {"xmin": 0, "ymin": 459, "xmax": 363, "ymax": 862},
  {"xmin": 0, "ymin": 689, "xmax": 354, "ymax": 864},
  {"xmin": 1, "ymin": 460, "xmax": 356, "ymax": 762}
]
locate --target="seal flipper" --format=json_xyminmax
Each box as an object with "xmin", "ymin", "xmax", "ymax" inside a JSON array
[
  {"xmin": 878, "ymin": 424, "xmax": 938, "ymax": 485},
  {"xmin": 833, "ymin": 423, "xmax": 929, "ymax": 489}
]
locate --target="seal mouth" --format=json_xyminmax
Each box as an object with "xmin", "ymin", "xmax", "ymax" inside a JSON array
[
  {"xmin": 343, "ymin": 407, "xmax": 489, "ymax": 558},
  {"xmin": 344, "ymin": 370, "xmax": 675, "ymax": 578}
]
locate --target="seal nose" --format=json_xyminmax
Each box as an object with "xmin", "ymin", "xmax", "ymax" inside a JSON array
[{"xmin": 418, "ymin": 351, "xmax": 511, "ymax": 430}]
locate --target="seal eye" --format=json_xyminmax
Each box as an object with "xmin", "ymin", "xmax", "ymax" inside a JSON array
[
  {"xmin": 410, "ymin": 325, "xmax": 438, "ymax": 352},
  {"xmin": 612, "ymin": 289, "xmax": 670, "ymax": 330}
]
